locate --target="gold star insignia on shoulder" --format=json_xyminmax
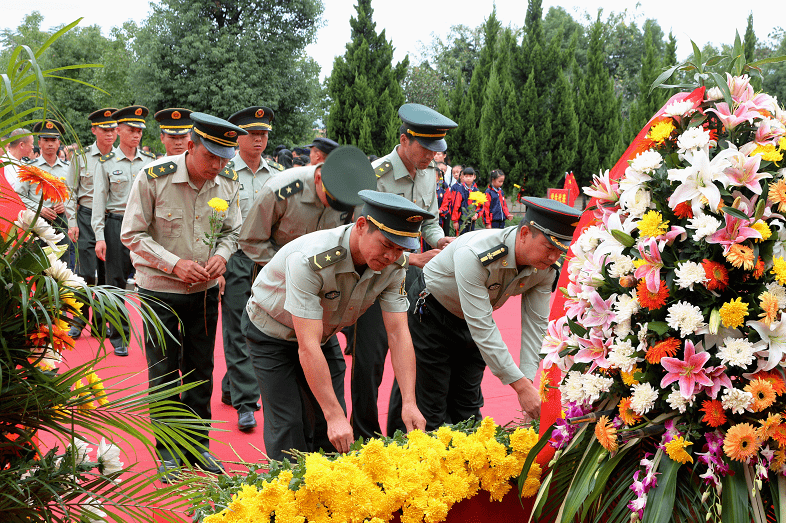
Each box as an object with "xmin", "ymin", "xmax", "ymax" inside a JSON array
[
  {"xmin": 218, "ymin": 166, "xmax": 238, "ymax": 181},
  {"xmin": 308, "ymin": 246, "xmax": 347, "ymax": 271},
  {"xmin": 98, "ymin": 151, "xmax": 115, "ymax": 163},
  {"xmin": 375, "ymin": 161, "xmax": 393, "ymax": 178},
  {"xmin": 477, "ymin": 244, "xmax": 509, "ymax": 266},
  {"xmin": 276, "ymin": 180, "xmax": 304, "ymax": 201},
  {"xmin": 145, "ymin": 161, "xmax": 176, "ymax": 179}
]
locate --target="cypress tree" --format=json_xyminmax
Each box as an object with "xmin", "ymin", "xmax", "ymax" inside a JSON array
[
  {"xmin": 326, "ymin": 0, "xmax": 407, "ymax": 155},
  {"xmin": 624, "ymin": 25, "xmax": 667, "ymax": 144}
]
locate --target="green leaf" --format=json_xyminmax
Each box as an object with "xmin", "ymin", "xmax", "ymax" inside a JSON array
[
  {"xmin": 722, "ymin": 460, "xmax": 751, "ymax": 523},
  {"xmin": 722, "ymin": 206, "xmax": 750, "ymax": 221},
  {"xmin": 557, "ymin": 439, "xmax": 607, "ymax": 523},
  {"xmin": 566, "ymin": 316, "xmax": 588, "ymax": 337},
  {"xmin": 749, "ymin": 55, "xmax": 786, "ymax": 67},
  {"xmin": 579, "ymin": 441, "xmax": 635, "ymax": 521},
  {"xmin": 649, "ymin": 64, "xmax": 681, "ymax": 94},
  {"xmin": 647, "ymin": 321, "xmax": 670, "ymax": 335},
  {"xmin": 641, "ymin": 454, "xmax": 681, "ymax": 523},
  {"xmin": 691, "ymin": 41, "xmax": 703, "ymax": 71},
  {"xmin": 709, "ymin": 72, "xmax": 734, "ymax": 109}
]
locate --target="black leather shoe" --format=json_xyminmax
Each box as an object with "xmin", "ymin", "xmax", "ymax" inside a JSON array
[
  {"xmin": 157, "ymin": 458, "xmax": 181, "ymax": 484},
  {"xmin": 255, "ymin": 402, "xmax": 261, "ymax": 411},
  {"xmin": 194, "ymin": 451, "xmax": 224, "ymax": 474},
  {"xmin": 221, "ymin": 392, "xmax": 232, "ymax": 406},
  {"xmin": 113, "ymin": 345, "xmax": 128, "ymax": 357},
  {"xmin": 67, "ymin": 326, "xmax": 82, "ymax": 340},
  {"xmin": 238, "ymin": 411, "xmax": 257, "ymax": 432}
]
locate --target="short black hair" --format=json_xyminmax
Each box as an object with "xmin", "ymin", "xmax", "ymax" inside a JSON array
[{"xmin": 490, "ymin": 169, "xmax": 505, "ymax": 181}]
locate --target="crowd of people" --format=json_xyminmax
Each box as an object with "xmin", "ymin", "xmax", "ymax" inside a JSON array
[{"xmin": 0, "ymin": 102, "xmax": 581, "ymax": 481}]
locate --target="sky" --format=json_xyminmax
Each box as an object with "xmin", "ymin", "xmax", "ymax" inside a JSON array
[{"xmin": 4, "ymin": 0, "xmax": 786, "ymax": 80}]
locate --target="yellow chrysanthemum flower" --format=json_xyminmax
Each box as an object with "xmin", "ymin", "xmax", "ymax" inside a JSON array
[
  {"xmin": 752, "ymin": 143, "xmax": 784, "ymax": 162},
  {"xmin": 468, "ymin": 191, "xmax": 488, "ymax": 206},
  {"xmin": 751, "ymin": 221, "xmax": 772, "ymax": 242},
  {"xmin": 773, "ymin": 257, "xmax": 786, "ymax": 285},
  {"xmin": 665, "ymin": 436, "xmax": 693, "ymax": 464},
  {"xmin": 719, "ymin": 297, "xmax": 749, "ymax": 328},
  {"xmin": 638, "ymin": 210, "xmax": 669, "ymax": 238},
  {"xmin": 648, "ymin": 120, "xmax": 676, "ymax": 143},
  {"xmin": 208, "ymin": 197, "xmax": 229, "ymax": 213}
]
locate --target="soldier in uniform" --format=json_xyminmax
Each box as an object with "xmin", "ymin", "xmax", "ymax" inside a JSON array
[
  {"xmin": 393, "ymin": 197, "xmax": 581, "ymax": 431},
  {"xmin": 120, "ymin": 112, "xmax": 244, "ymax": 481},
  {"xmin": 235, "ymin": 146, "xmax": 377, "ymax": 430},
  {"xmin": 307, "ymin": 137, "xmax": 338, "ymax": 165},
  {"xmin": 92, "ymin": 105, "xmax": 156, "ymax": 356},
  {"xmin": 218, "ymin": 106, "xmax": 277, "ymax": 431},
  {"xmin": 65, "ymin": 109, "xmax": 118, "ymax": 339},
  {"xmin": 154, "ymin": 108, "xmax": 193, "ymax": 156},
  {"xmin": 243, "ymin": 190, "xmax": 429, "ymax": 460},
  {"xmin": 350, "ymin": 103, "xmax": 457, "ymax": 441}
]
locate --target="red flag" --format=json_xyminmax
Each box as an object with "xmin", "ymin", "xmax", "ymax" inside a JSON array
[{"xmin": 563, "ymin": 171, "xmax": 579, "ymax": 206}]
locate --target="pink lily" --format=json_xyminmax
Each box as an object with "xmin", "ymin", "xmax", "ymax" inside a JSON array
[
  {"xmin": 656, "ymin": 225, "xmax": 687, "ymax": 248},
  {"xmin": 725, "ymin": 148, "xmax": 770, "ymax": 194},
  {"xmin": 582, "ymin": 291, "xmax": 617, "ymax": 331},
  {"xmin": 660, "ymin": 339, "xmax": 714, "ymax": 399},
  {"xmin": 755, "ymin": 118, "xmax": 786, "ymax": 146},
  {"xmin": 574, "ymin": 329, "xmax": 613, "ymax": 372},
  {"xmin": 634, "ymin": 237, "xmax": 663, "ymax": 293},
  {"xmin": 706, "ymin": 100, "xmax": 762, "ymax": 130},
  {"xmin": 726, "ymin": 73, "xmax": 754, "ymax": 103},
  {"xmin": 700, "ymin": 365, "xmax": 733, "ymax": 399},
  {"xmin": 706, "ymin": 213, "xmax": 761, "ymax": 254},
  {"xmin": 542, "ymin": 317, "xmax": 572, "ymax": 369},
  {"xmin": 584, "ymin": 169, "xmax": 619, "ymax": 203}
]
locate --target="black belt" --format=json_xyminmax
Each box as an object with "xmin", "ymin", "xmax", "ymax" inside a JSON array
[
  {"xmin": 106, "ymin": 212, "xmax": 123, "ymax": 221},
  {"xmin": 78, "ymin": 205, "xmax": 92, "ymax": 214}
]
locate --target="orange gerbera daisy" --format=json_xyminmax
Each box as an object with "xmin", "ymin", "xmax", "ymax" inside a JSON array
[
  {"xmin": 700, "ymin": 399, "xmax": 727, "ymax": 428},
  {"xmin": 771, "ymin": 448, "xmax": 786, "ymax": 471},
  {"xmin": 770, "ymin": 423, "xmax": 786, "ymax": 448},
  {"xmin": 756, "ymin": 413, "xmax": 783, "ymax": 441},
  {"xmin": 618, "ymin": 397, "xmax": 641, "ymax": 426},
  {"xmin": 646, "ymin": 337, "xmax": 680, "ymax": 364},
  {"xmin": 538, "ymin": 369, "xmax": 551, "ymax": 403},
  {"xmin": 17, "ymin": 164, "xmax": 70, "ymax": 203},
  {"xmin": 753, "ymin": 258, "xmax": 766, "ymax": 279},
  {"xmin": 595, "ymin": 415, "xmax": 618, "ymax": 452},
  {"xmin": 620, "ymin": 366, "xmax": 641, "ymax": 386},
  {"xmin": 28, "ymin": 324, "xmax": 76, "ymax": 352},
  {"xmin": 672, "ymin": 201, "xmax": 693, "ymax": 219},
  {"xmin": 637, "ymin": 278, "xmax": 669, "ymax": 310},
  {"xmin": 725, "ymin": 244, "xmax": 755, "ymax": 270},
  {"xmin": 745, "ymin": 379, "xmax": 777, "ymax": 412},
  {"xmin": 723, "ymin": 423, "xmax": 760, "ymax": 462},
  {"xmin": 752, "ymin": 369, "xmax": 786, "ymax": 396},
  {"xmin": 769, "ymin": 179, "xmax": 786, "ymax": 213},
  {"xmin": 759, "ymin": 292, "xmax": 781, "ymax": 326},
  {"xmin": 702, "ymin": 260, "xmax": 729, "ymax": 291}
]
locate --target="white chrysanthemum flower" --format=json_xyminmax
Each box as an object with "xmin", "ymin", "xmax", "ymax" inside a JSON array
[
  {"xmin": 718, "ymin": 337, "xmax": 756, "ymax": 368},
  {"xmin": 577, "ymin": 226, "xmax": 601, "ymax": 253},
  {"xmin": 663, "ymin": 100, "xmax": 696, "ymax": 118},
  {"xmin": 560, "ymin": 371, "xmax": 586, "ymax": 405},
  {"xmin": 666, "ymin": 301, "xmax": 706, "ymax": 337},
  {"xmin": 686, "ymin": 214, "xmax": 722, "ymax": 242},
  {"xmin": 628, "ymin": 149, "xmax": 663, "ymax": 174},
  {"xmin": 766, "ymin": 283, "xmax": 786, "ymax": 309},
  {"xmin": 666, "ymin": 388, "xmax": 693, "ymax": 413},
  {"xmin": 721, "ymin": 387, "xmax": 753, "ymax": 415},
  {"xmin": 674, "ymin": 261, "xmax": 709, "ymax": 290},
  {"xmin": 630, "ymin": 383, "xmax": 659, "ymax": 415},
  {"xmin": 71, "ymin": 439, "xmax": 91, "ymax": 465},
  {"xmin": 608, "ymin": 339, "xmax": 639, "ymax": 373},
  {"xmin": 620, "ymin": 187, "xmax": 652, "ymax": 219},
  {"xmin": 614, "ymin": 318, "xmax": 632, "ymax": 338},
  {"xmin": 14, "ymin": 209, "xmax": 65, "ymax": 248},
  {"xmin": 676, "ymin": 127, "xmax": 711, "ymax": 154},
  {"xmin": 613, "ymin": 291, "xmax": 640, "ymax": 322},
  {"xmin": 83, "ymin": 497, "xmax": 107, "ymax": 521},
  {"xmin": 706, "ymin": 86, "xmax": 724, "ymax": 101},
  {"xmin": 96, "ymin": 438, "xmax": 124, "ymax": 475},
  {"xmin": 637, "ymin": 323, "xmax": 649, "ymax": 346},
  {"xmin": 559, "ymin": 372, "xmax": 613, "ymax": 405},
  {"xmin": 45, "ymin": 259, "xmax": 87, "ymax": 288},
  {"xmin": 609, "ymin": 255, "xmax": 636, "ymax": 278},
  {"xmin": 584, "ymin": 374, "xmax": 615, "ymax": 403}
]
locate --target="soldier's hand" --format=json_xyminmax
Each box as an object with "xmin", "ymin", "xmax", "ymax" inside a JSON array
[
  {"xmin": 401, "ymin": 402, "xmax": 427, "ymax": 432},
  {"xmin": 407, "ymin": 249, "xmax": 441, "ymax": 268},
  {"xmin": 326, "ymin": 415, "xmax": 354, "ymax": 454},
  {"xmin": 437, "ymin": 236, "xmax": 454, "ymax": 249},
  {"xmin": 217, "ymin": 275, "xmax": 226, "ymax": 297},
  {"xmin": 511, "ymin": 376, "xmax": 541, "ymax": 422},
  {"xmin": 40, "ymin": 207, "xmax": 57, "ymax": 221},
  {"xmin": 53, "ymin": 202, "xmax": 66, "ymax": 214},
  {"xmin": 68, "ymin": 227, "xmax": 79, "ymax": 243},
  {"xmin": 95, "ymin": 240, "xmax": 107, "ymax": 261},
  {"xmin": 172, "ymin": 259, "xmax": 211, "ymax": 283},
  {"xmin": 204, "ymin": 255, "xmax": 227, "ymax": 279}
]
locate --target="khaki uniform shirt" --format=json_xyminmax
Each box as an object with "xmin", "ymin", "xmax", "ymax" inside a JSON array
[
  {"xmin": 233, "ymin": 153, "xmax": 275, "ymax": 221},
  {"xmin": 239, "ymin": 165, "xmax": 350, "ymax": 265},
  {"xmin": 246, "ymin": 223, "xmax": 408, "ymax": 344},
  {"xmin": 92, "ymin": 147, "xmax": 154, "ymax": 241},
  {"xmin": 120, "ymin": 153, "xmax": 241, "ymax": 294},
  {"xmin": 373, "ymin": 147, "xmax": 443, "ymax": 249},
  {"xmin": 22, "ymin": 156, "xmax": 70, "ymax": 213},
  {"xmin": 423, "ymin": 226, "xmax": 553, "ymax": 383},
  {"xmin": 65, "ymin": 143, "xmax": 105, "ymax": 228}
]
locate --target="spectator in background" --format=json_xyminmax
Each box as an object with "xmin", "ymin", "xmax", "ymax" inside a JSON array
[
  {"xmin": 435, "ymin": 163, "xmax": 451, "ymax": 237},
  {"xmin": 276, "ymin": 148, "xmax": 293, "ymax": 169},
  {"xmin": 31, "ymin": 146, "xmax": 40, "ymax": 159},
  {"xmin": 449, "ymin": 167, "xmax": 478, "ymax": 235},
  {"xmin": 483, "ymin": 169, "xmax": 511, "ymax": 229}
]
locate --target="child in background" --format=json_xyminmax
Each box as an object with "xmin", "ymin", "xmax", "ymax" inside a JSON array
[
  {"xmin": 483, "ymin": 169, "xmax": 512, "ymax": 229},
  {"xmin": 450, "ymin": 167, "xmax": 478, "ymax": 235}
]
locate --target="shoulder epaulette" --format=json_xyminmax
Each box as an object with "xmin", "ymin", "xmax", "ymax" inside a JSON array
[
  {"xmin": 478, "ymin": 244, "xmax": 508, "ymax": 266},
  {"xmin": 145, "ymin": 161, "xmax": 177, "ymax": 179},
  {"xmin": 308, "ymin": 246, "xmax": 347, "ymax": 271},
  {"xmin": 375, "ymin": 161, "xmax": 392, "ymax": 179},
  {"xmin": 218, "ymin": 165, "xmax": 238, "ymax": 181},
  {"xmin": 140, "ymin": 149, "xmax": 155, "ymax": 159},
  {"xmin": 99, "ymin": 152, "xmax": 115, "ymax": 163},
  {"xmin": 275, "ymin": 180, "xmax": 304, "ymax": 201},
  {"xmin": 268, "ymin": 160, "xmax": 285, "ymax": 172},
  {"xmin": 21, "ymin": 157, "xmax": 34, "ymax": 164}
]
